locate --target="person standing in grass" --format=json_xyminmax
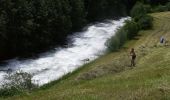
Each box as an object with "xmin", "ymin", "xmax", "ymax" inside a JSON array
[
  {"xmin": 160, "ymin": 36, "xmax": 165, "ymax": 44},
  {"xmin": 130, "ymin": 48, "xmax": 136, "ymax": 67},
  {"xmin": 160, "ymin": 36, "xmax": 169, "ymax": 46}
]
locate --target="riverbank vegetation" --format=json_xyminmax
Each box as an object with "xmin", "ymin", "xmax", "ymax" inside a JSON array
[
  {"xmin": 107, "ymin": 0, "xmax": 170, "ymax": 52},
  {"xmin": 107, "ymin": 2, "xmax": 153, "ymax": 52},
  {"xmin": 0, "ymin": 71, "xmax": 37, "ymax": 97}
]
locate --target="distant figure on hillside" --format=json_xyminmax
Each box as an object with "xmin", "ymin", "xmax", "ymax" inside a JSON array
[
  {"xmin": 160, "ymin": 36, "xmax": 169, "ymax": 46},
  {"xmin": 160, "ymin": 36, "xmax": 165, "ymax": 44},
  {"xmin": 130, "ymin": 48, "xmax": 136, "ymax": 67}
]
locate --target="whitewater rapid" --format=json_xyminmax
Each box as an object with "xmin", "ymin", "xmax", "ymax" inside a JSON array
[{"xmin": 0, "ymin": 17, "xmax": 129, "ymax": 86}]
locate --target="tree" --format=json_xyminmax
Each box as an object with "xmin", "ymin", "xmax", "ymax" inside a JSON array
[{"xmin": 69, "ymin": 0, "xmax": 87, "ymax": 31}]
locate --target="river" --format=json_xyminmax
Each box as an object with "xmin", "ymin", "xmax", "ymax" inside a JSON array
[{"xmin": 0, "ymin": 17, "xmax": 129, "ymax": 86}]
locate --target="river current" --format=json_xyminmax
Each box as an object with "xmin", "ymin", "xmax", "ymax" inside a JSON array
[{"xmin": 0, "ymin": 17, "xmax": 129, "ymax": 86}]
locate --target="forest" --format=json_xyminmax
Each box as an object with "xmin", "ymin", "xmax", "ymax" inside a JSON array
[{"xmin": 0, "ymin": 0, "xmax": 169, "ymax": 60}]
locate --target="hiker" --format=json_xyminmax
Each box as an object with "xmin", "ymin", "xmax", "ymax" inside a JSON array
[
  {"xmin": 130, "ymin": 48, "xmax": 136, "ymax": 67},
  {"xmin": 160, "ymin": 36, "xmax": 169, "ymax": 46},
  {"xmin": 160, "ymin": 36, "xmax": 165, "ymax": 44}
]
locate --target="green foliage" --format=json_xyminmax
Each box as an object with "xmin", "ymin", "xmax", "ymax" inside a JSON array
[
  {"xmin": 124, "ymin": 20, "xmax": 139, "ymax": 39},
  {"xmin": 142, "ymin": 0, "xmax": 169, "ymax": 5},
  {"xmin": 107, "ymin": 35, "xmax": 120, "ymax": 52},
  {"xmin": 137, "ymin": 15, "xmax": 153, "ymax": 29},
  {"xmin": 130, "ymin": 2, "xmax": 147, "ymax": 19},
  {"xmin": 147, "ymin": 2, "xmax": 170, "ymax": 13},
  {"xmin": 0, "ymin": 0, "xmax": 130, "ymax": 59},
  {"xmin": 0, "ymin": 0, "xmax": 87, "ymax": 58},
  {"xmin": 106, "ymin": 13, "xmax": 154, "ymax": 52},
  {"xmin": 143, "ymin": 4, "xmax": 152, "ymax": 13},
  {"xmin": 69, "ymin": 0, "xmax": 87, "ymax": 30},
  {"xmin": 166, "ymin": 2, "xmax": 170, "ymax": 10},
  {"xmin": 0, "ymin": 71, "xmax": 37, "ymax": 97},
  {"xmin": 107, "ymin": 19, "xmax": 140, "ymax": 52},
  {"xmin": 149, "ymin": 2, "xmax": 170, "ymax": 12},
  {"xmin": 130, "ymin": 2, "xmax": 153, "ymax": 30},
  {"xmin": 117, "ymin": 28, "xmax": 128, "ymax": 46},
  {"xmin": 85, "ymin": 0, "xmax": 127, "ymax": 21},
  {"xmin": 153, "ymin": 5, "xmax": 168, "ymax": 12}
]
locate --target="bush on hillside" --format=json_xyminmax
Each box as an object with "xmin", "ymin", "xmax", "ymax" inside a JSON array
[
  {"xmin": 166, "ymin": 2, "xmax": 170, "ymax": 11},
  {"xmin": 107, "ymin": 1, "xmax": 154, "ymax": 52},
  {"xmin": 117, "ymin": 28, "xmax": 128, "ymax": 46},
  {"xmin": 0, "ymin": 71, "xmax": 37, "ymax": 97},
  {"xmin": 124, "ymin": 20, "xmax": 139, "ymax": 39},
  {"xmin": 130, "ymin": 2, "xmax": 153, "ymax": 30},
  {"xmin": 153, "ymin": 5, "xmax": 168, "ymax": 12},
  {"xmin": 107, "ymin": 35, "xmax": 120, "ymax": 52},
  {"xmin": 106, "ymin": 19, "xmax": 140, "ymax": 52},
  {"xmin": 137, "ymin": 15, "xmax": 153, "ymax": 30},
  {"xmin": 130, "ymin": 2, "xmax": 147, "ymax": 20},
  {"xmin": 144, "ymin": 4, "xmax": 153, "ymax": 13}
]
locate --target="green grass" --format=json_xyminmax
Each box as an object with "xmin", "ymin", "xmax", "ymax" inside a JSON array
[{"xmin": 2, "ymin": 12, "xmax": 170, "ymax": 100}]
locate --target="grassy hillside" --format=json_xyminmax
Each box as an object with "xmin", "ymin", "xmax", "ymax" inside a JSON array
[{"xmin": 3, "ymin": 12, "xmax": 170, "ymax": 100}]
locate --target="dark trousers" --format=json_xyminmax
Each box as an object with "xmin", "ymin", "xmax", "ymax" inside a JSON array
[{"xmin": 131, "ymin": 59, "xmax": 135, "ymax": 67}]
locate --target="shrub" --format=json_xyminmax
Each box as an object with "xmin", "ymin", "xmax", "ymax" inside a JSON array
[
  {"xmin": 153, "ymin": 5, "xmax": 168, "ymax": 12},
  {"xmin": 143, "ymin": 4, "xmax": 152, "ymax": 13},
  {"xmin": 137, "ymin": 15, "xmax": 153, "ymax": 30},
  {"xmin": 166, "ymin": 2, "xmax": 170, "ymax": 11},
  {"xmin": 130, "ymin": 2, "xmax": 147, "ymax": 20},
  {"xmin": 107, "ymin": 35, "xmax": 120, "ymax": 52},
  {"xmin": 117, "ymin": 28, "xmax": 128, "ymax": 46},
  {"xmin": 124, "ymin": 20, "xmax": 139, "ymax": 39},
  {"xmin": 0, "ymin": 71, "xmax": 38, "ymax": 97},
  {"xmin": 106, "ymin": 19, "xmax": 140, "ymax": 52},
  {"xmin": 130, "ymin": 2, "xmax": 153, "ymax": 30}
]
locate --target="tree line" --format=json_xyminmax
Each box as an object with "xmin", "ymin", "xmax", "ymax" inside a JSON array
[{"xmin": 0, "ymin": 0, "xmax": 169, "ymax": 60}]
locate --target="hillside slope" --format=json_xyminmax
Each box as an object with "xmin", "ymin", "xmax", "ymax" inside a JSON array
[{"xmin": 3, "ymin": 12, "xmax": 170, "ymax": 100}]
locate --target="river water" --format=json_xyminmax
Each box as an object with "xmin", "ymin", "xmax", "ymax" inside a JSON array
[{"xmin": 0, "ymin": 17, "xmax": 129, "ymax": 86}]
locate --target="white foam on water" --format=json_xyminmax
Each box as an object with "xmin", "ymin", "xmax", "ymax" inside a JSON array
[{"xmin": 0, "ymin": 17, "xmax": 130, "ymax": 86}]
